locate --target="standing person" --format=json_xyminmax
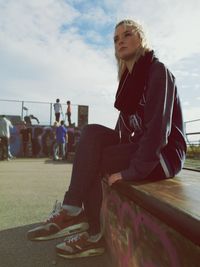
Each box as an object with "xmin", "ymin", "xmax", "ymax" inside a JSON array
[
  {"xmin": 29, "ymin": 115, "xmax": 40, "ymax": 124},
  {"xmin": 52, "ymin": 121, "xmax": 58, "ymax": 159},
  {"xmin": 66, "ymin": 100, "xmax": 72, "ymax": 126},
  {"xmin": 0, "ymin": 137, "xmax": 3, "ymax": 160},
  {"xmin": 31, "ymin": 127, "xmax": 43, "ymax": 157},
  {"xmin": 42, "ymin": 128, "xmax": 53, "ymax": 157},
  {"xmin": 0, "ymin": 115, "xmax": 13, "ymax": 160},
  {"xmin": 27, "ymin": 19, "xmax": 186, "ymax": 259},
  {"xmin": 54, "ymin": 98, "xmax": 62, "ymax": 123},
  {"xmin": 53, "ymin": 120, "xmax": 67, "ymax": 160},
  {"xmin": 20, "ymin": 121, "xmax": 31, "ymax": 157}
]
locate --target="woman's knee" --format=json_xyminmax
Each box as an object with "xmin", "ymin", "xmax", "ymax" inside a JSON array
[{"xmin": 81, "ymin": 124, "xmax": 106, "ymax": 137}]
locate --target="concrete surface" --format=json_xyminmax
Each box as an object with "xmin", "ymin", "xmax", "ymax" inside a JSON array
[{"xmin": 0, "ymin": 158, "xmax": 112, "ymax": 267}]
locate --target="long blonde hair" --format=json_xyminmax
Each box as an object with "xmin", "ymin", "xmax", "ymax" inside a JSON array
[{"xmin": 114, "ymin": 19, "xmax": 151, "ymax": 79}]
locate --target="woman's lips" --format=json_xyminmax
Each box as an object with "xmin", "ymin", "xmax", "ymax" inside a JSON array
[{"xmin": 118, "ymin": 47, "xmax": 127, "ymax": 52}]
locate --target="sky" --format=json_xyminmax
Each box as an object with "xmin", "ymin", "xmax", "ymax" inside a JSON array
[{"xmin": 0, "ymin": 0, "xmax": 200, "ymax": 134}]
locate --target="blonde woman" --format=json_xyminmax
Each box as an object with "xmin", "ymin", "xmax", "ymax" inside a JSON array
[{"xmin": 27, "ymin": 19, "xmax": 186, "ymax": 259}]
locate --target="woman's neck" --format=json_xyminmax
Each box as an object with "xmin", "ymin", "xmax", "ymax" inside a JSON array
[
  {"xmin": 125, "ymin": 47, "xmax": 145, "ymax": 73},
  {"xmin": 125, "ymin": 59, "xmax": 136, "ymax": 73}
]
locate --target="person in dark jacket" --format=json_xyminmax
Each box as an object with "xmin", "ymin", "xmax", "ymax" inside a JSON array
[{"xmin": 27, "ymin": 19, "xmax": 186, "ymax": 259}]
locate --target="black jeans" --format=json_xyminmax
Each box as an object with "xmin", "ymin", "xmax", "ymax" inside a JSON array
[
  {"xmin": 67, "ymin": 112, "xmax": 71, "ymax": 126},
  {"xmin": 0, "ymin": 136, "xmax": 8, "ymax": 160},
  {"xmin": 63, "ymin": 124, "xmax": 165, "ymax": 234},
  {"xmin": 55, "ymin": 112, "xmax": 60, "ymax": 123}
]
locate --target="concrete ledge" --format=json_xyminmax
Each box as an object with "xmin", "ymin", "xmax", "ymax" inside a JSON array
[{"xmin": 102, "ymin": 169, "xmax": 200, "ymax": 267}]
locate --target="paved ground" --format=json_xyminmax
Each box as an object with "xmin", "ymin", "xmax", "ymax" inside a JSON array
[
  {"xmin": 0, "ymin": 223, "xmax": 112, "ymax": 267},
  {"xmin": 0, "ymin": 158, "xmax": 112, "ymax": 267}
]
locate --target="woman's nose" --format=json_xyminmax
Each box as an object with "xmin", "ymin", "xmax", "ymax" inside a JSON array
[{"xmin": 118, "ymin": 38, "xmax": 124, "ymax": 45}]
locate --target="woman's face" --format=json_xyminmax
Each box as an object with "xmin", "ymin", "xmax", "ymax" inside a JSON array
[{"xmin": 114, "ymin": 24, "xmax": 141, "ymax": 61}]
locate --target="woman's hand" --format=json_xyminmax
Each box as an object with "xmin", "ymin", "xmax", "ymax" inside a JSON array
[{"xmin": 108, "ymin": 172, "xmax": 122, "ymax": 186}]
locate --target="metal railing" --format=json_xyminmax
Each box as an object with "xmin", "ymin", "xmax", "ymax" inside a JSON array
[
  {"xmin": 1, "ymin": 98, "xmax": 200, "ymax": 136},
  {"xmin": 0, "ymin": 98, "xmax": 79, "ymax": 126},
  {"xmin": 184, "ymin": 119, "xmax": 200, "ymax": 147}
]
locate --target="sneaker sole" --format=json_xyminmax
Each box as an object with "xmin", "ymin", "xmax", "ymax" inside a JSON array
[
  {"xmin": 32, "ymin": 222, "xmax": 89, "ymax": 241},
  {"xmin": 57, "ymin": 248, "xmax": 105, "ymax": 259}
]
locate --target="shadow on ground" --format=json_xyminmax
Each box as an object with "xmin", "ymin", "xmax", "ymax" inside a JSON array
[
  {"xmin": 44, "ymin": 159, "xmax": 66, "ymax": 164},
  {"xmin": 0, "ymin": 223, "xmax": 112, "ymax": 267},
  {"xmin": 44, "ymin": 159, "xmax": 73, "ymax": 165}
]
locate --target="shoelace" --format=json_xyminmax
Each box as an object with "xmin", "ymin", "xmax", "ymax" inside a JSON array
[
  {"xmin": 64, "ymin": 233, "xmax": 88, "ymax": 244},
  {"xmin": 46, "ymin": 200, "xmax": 62, "ymax": 221}
]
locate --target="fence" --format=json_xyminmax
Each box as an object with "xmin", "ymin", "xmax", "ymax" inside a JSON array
[
  {"xmin": 0, "ymin": 99, "xmax": 79, "ymax": 126},
  {"xmin": 1, "ymin": 99, "xmax": 200, "ymax": 140},
  {"xmin": 184, "ymin": 119, "xmax": 200, "ymax": 146}
]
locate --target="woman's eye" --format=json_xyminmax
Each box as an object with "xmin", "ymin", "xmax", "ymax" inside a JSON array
[{"xmin": 124, "ymin": 32, "xmax": 131, "ymax": 37}]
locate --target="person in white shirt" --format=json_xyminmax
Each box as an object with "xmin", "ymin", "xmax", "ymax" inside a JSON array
[
  {"xmin": 0, "ymin": 115, "xmax": 13, "ymax": 160},
  {"xmin": 53, "ymin": 99, "xmax": 62, "ymax": 122}
]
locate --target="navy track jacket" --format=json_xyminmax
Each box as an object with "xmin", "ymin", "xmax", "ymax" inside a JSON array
[{"xmin": 117, "ymin": 60, "xmax": 187, "ymax": 181}]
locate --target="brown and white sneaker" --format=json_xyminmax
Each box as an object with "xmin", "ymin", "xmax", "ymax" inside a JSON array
[
  {"xmin": 27, "ymin": 201, "xmax": 89, "ymax": 241},
  {"xmin": 56, "ymin": 232, "xmax": 105, "ymax": 259}
]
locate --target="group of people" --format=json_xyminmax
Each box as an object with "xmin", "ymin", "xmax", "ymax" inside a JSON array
[
  {"xmin": 27, "ymin": 19, "xmax": 186, "ymax": 260},
  {"xmin": 0, "ymin": 115, "xmax": 14, "ymax": 160},
  {"xmin": 0, "ymin": 98, "xmax": 71, "ymax": 160},
  {"xmin": 20, "ymin": 120, "xmax": 68, "ymax": 160},
  {"xmin": 54, "ymin": 99, "xmax": 72, "ymax": 126}
]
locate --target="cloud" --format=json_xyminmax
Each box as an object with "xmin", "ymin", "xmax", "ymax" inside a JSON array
[
  {"xmin": 170, "ymin": 54, "xmax": 200, "ymax": 110},
  {"xmin": 116, "ymin": 0, "xmax": 200, "ymax": 64},
  {"xmin": 0, "ymin": 0, "xmax": 200, "ymax": 128},
  {"xmin": 183, "ymin": 101, "xmax": 190, "ymax": 106},
  {"xmin": 183, "ymin": 107, "xmax": 200, "ymax": 122},
  {"xmin": 0, "ymin": 0, "xmax": 79, "ymax": 42},
  {"xmin": 77, "ymin": 6, "xmax": 112, "ymax": 26},
  {"xmin": 0, "ymin": 0, "xmax": 118, "ymax": 127}
]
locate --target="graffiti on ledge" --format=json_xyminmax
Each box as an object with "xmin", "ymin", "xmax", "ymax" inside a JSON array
[
  {"xmin": 8, "ymin": 125, "xmax": 81, "ymax": 157},
  {"xmin": 102, "ymin": 190, "xmax": 180, "ymax": 267}
]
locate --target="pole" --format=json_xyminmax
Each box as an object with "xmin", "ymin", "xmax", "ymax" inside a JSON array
[
  {"xmin": 50, "ymin": 103, "xmax": 52, "ymax": 125},
  {"xmin": 21, "ymin": 101, "xmax": 24, "ymax": 120}
]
